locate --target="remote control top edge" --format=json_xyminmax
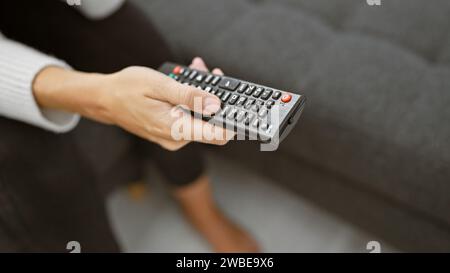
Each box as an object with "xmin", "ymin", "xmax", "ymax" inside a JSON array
[{"xmin": 158, "ymin": 62, "xmax": 305, "ymax": 144}]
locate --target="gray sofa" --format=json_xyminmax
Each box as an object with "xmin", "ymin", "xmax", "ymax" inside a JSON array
[{"xmin": 136, "ymin": 0, "xmax": 450, "ymax": 251}]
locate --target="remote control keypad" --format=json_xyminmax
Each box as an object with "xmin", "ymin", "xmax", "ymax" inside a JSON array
[{"xmin": 163, "ymin": 64, "xmax": 303, "ymax": 142}]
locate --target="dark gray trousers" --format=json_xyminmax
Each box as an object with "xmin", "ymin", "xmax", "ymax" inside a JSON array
[{"xmin": 0, "ymin": 0, "xmax": 204, "ymax": 252}]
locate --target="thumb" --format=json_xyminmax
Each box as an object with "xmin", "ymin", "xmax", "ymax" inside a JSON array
[{"xmin": 165, "ymin": 81, "xmax": 222, "ymax": 115}]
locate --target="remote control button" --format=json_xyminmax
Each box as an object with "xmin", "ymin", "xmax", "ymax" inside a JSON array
[
  {"xmin": 227, "ymin": 108, "xmax": 238, "ymax": 120},
  {"xmin": 256, "ymin": 100, "xmax": 264, "ymax": 106},
  {"xmin": 266, "ymin": 100, "xmax": 275, "ymax": 109},
  {"xmin": 219, "ymin": 77, "xmax": 240, "ymax": 91},
  {"xmin": 204, "ymin": 74, "xmax": 214, "ymax": 84},
  {"xmin": 211, "ymin": 76, "xmax": 221, "ymax": 86},
  {"xmin": 188, "ymin": 70, "xmax": 198, "ymax": 80},
  {"xmin": 236, "ymin": 110, "xmax": 246, "ymax": 122},
  {"xmin": 253, "ymin": 87, "xmax": 263, "ymax": 98},
  {"xmin": 252, "ymin": 119, "xmax": 260, "ymax": 128},
  {"xmin": 258, "ymin": 108, "xmax": 269, "ymax": 118},
  {"xmin": 220, "ymin": 106, "xmax": 231, "ymax": 117},
  {"xmin": 237, "ymin": 83, "xmax": 248, "ymax": 93},
  {"xmin": 281, "ymin": 94, "xmax": 292, "ymax": 103},
  {"xmin": 244, "ymin": 113, "xmax": 255, "ymax": 125},
  {"xmin": 205, "ymin": 86, "xmax": 212, "ymax": 93},
  {"xmin": 221, "ymin": 91, "xmax": 231, "ymax": 102},
  {"xmin": 173, "ymin": 66, "xmax": 182, "ymax": 75},
  {"xmin": 244, "ymin": 99, "xmax": 255, "ymax": 109},
  {"xmin": 215, "ymin": 89, "xmax": 224, "ymax": 98},
  {"xmin": 183, "ymin": 69, "xmax": 191, "ymax": 77},
  {"xmin": 272, "ymin": 91, "xmax": 282, "ymax": 100},
  {"xmin": 228, "ymin": 94, "xmax": 239, "ymax": 105},
  {"xmin": 245, "ymin": 85, "xmax": 256, "ymax": 96},
  {"xmin": 195, "ymin": 74, "xmax": 204, "ymax": 83},
  {"xmin": 251, "ymin": 104, "xmax": 260, "ymax": 112},
  {"xmin": 236, "ymin": 96, "xmax": 247, "ymax": 106},
  {"xmin": 260, "ymin": 89, "xmax": 273, "ymax": 100},
  {"xmin": 210, "ymin": 89, "xmax": 217, "ymax": 95}
]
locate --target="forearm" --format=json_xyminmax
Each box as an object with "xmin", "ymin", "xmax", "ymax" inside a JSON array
[{"xmin": 32, "ymin": 66, "xmax": 112, "ymax": 124}]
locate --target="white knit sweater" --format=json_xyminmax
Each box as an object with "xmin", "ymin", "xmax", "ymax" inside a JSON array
[{"xmin": 0, "ymin": 0, "xmax": 124, "ymax": 133}]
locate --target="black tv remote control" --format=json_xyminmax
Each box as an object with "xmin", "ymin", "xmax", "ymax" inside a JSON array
[{"xmin": 159, "ymin": 62, "xmax": 306, "ymax": 145}]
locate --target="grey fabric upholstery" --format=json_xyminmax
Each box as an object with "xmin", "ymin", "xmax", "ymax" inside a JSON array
[{"xmin": 136, "ymin": 0, "xmax": 450, "ymax": 251}]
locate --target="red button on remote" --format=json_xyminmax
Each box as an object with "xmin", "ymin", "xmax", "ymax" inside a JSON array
[
  {"xmin": 281, "ymin": 94, "xmax": 292, "ymax": 103},
  {"xmin": 173, "ymin": 66, "xmax": 182, "ymax": 75}
]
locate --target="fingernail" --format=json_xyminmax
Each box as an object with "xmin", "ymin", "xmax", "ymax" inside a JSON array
[
  {"xmin": 203, "ymin": 97, "xmax": 221, "ymax": 115},
  {"xmin": 213, "ymin": 68, "xmax": 223, "ymax": 75}
]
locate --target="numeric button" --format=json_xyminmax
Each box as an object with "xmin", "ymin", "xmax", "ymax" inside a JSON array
[
  {"xmin": 236, "ymin": 96, "xmax": 247, "ymax": 106},
  {"xmin": 244, "ymin": 113, "xmax": 255, "ymax": 125},
  {"xmin": 221, "ymin": 91, "xmax": 231, "ymax": 102},
  {"xmin": 253, "ymin": 87, "xmax": 264, "ymax": 98},
  {"xmin": 244, "ymin": 99, "xmax": 255, "ymax": 109},
  {"xmin": 245, "ymin": 85, "xmax": 256, "ymax": 96},
  {"xmin": 227, "ymin": 108, "xmax": 238, "ymax": 120},
  {"xmin": 236, "ymin": 110, "xmax": 246, "ymax": 122},
  {"xmin": 220, "ymin": 106, "xmax": 231, "ymax": 117},
  {"xmin": 228, "ymin": 94, "xmax": 239, "ymax": 105}
]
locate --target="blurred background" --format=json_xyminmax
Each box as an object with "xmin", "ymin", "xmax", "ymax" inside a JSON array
[
  {"xmin": 108, "ymin": 153, "xmax": 396, "ymax": 252},
  {"xmin": 105, "ymin": 0, "xmax": 449, "ymax": 252}
]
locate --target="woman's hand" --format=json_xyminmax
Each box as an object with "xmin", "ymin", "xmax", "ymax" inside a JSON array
[{"xmin": 33, "ymin": 57, "xmax": 233, "ymax": 151}]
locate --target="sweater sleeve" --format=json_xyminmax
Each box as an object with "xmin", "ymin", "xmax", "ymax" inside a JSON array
[{"xmin": 0, "ymin": 33, "xmax": 80, "ymax": 133}]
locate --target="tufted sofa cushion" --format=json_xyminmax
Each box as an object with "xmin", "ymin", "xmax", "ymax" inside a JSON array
[{"xmin": 136, "ymin": 0, "xmax": 450, "ymax": 233}]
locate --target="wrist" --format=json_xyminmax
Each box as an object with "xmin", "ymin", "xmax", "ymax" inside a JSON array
[{"xmin": 33, "ymin": 66, "xmax": 111, "ymax": 122}]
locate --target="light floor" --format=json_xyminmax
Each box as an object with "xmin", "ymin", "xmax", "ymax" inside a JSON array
[{"xmin": 107, "ymin": 154, "xmax": 395, "ymax": 253}]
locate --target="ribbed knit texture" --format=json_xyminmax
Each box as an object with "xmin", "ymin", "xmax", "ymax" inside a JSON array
[{"xmin": 0, "ymin": 35, "xmax": 80, "ymax": 133}]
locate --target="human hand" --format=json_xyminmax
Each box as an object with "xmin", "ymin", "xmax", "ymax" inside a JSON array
[{"xmin": 33, "ymin": 58, "xmax": 233, "ymax": 151}]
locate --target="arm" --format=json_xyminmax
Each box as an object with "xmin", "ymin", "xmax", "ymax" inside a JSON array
[
  {"xmin": 0, "ymin": 35, "xmax": 79, "ymax": 132},
  {"xmin": 32, "ymin": 60, "xmax": 230, "ymax": 151},
  {"xmin": 0, "ymin": 0, "xmax": 125, "ymax": 132}
]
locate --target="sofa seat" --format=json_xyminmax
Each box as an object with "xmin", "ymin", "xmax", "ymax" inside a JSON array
[{"xmin": 136, "ymin": 0, "xmax": 450, "ymax": 250}]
